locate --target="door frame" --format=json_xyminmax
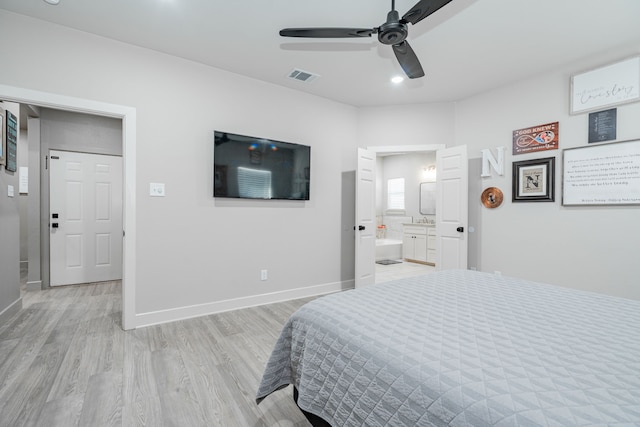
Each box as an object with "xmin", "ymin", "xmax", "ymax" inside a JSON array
[
  {"xmin": 364, "ymin": 144, "xmax": 446, "ymax": 274},
  {"xmin": 0, "ymin": 84, "xmax": 137, "ymax": 330}
]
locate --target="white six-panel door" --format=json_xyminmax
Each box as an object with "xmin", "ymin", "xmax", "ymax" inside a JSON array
[
  {"xmin": 355, "ymin": 148, "xmax": 376, "ymax": 288},
  {"xmin": 435, "ymin": 145, "xmax": 468, "ymax": 270},
  {"xmin": 49, "ymin": 150, "xmax": 123, "ymax": 286}
]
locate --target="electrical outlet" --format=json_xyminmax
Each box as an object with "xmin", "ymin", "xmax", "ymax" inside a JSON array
[{"xmin": 261, "ymin": 270, "xmax": 268, "ymax": 281}]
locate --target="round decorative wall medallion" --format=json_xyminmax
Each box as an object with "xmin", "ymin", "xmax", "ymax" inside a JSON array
[{"xmin": 481, "ymin": 187, "xmax": 504, "ymax": 208}]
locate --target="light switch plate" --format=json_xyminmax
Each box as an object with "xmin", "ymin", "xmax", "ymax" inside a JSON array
[
  {"xmin": 8, "ymin": 185, "xmax": 14, "ymax": 197},
  {"xmin": 150, "ymin": 183, "xmax": 166, "ymax": 197}
]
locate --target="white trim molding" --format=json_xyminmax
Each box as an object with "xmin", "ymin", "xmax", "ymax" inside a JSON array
[
  {"xmin": 0, "ymin": 84, "xmax": 137, "ymax": 330},
  {"xmin": 0, "ymin": 297, "xmax": 22, "ymax": 326},
  {"xmin": 135, "ymin": 279, "xmax": 355, "ymax": 328}
]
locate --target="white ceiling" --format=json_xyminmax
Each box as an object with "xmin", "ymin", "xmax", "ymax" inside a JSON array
[{"xmin": 2, "ymin": 0, "xmax": 640, "ymax": 107}]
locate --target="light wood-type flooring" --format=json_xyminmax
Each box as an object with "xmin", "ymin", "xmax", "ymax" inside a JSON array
[{"xmin": 0, "ymin": 276, "xmax": 315, "ymax": 427}]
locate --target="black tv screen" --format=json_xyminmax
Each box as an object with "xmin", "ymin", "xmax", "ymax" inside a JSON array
[{"xmin": 214, "ymin": 131, "xmax": 310, "ymax": 200}]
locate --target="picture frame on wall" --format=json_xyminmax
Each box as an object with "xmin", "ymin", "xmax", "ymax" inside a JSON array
[
  {"xmin": 5, "ymin": 109, "xmax": 18, "ymax": 172},
  {"xmin": 570, "ymin": 56, "xmax": 640, "ymax": 115},
  {"xmin": 512, "ymin": 157, "xmax": 555, "ymax": 202},
  {"xmin": 562, "ymin": 139, "xmax": 640, "ymax": 206},
  {"xmin": 588, "ymin": 108, "xmax": 617, "ymax": 143}
]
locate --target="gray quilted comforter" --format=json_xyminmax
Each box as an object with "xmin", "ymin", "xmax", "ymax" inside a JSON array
[{"xmin": 256, "ymin": 270, "xmax": 640, "ymax": 426}]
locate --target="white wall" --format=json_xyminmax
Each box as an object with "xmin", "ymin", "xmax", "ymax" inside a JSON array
[
  {"xmin": 454, "ymin": 43, "xmax": 640, "ymax": 300},
  {"xmin": 359, "ymin": 43, "xmax": 640, "ymax": 300},
  {"xmin": 1, "ymin": 8, "xmax": 638, "ymax": 330},
  {"xmin": 357, "ymin": 103, "xmax": 456, "ymax": 147},
  {"xmin": 379, "ymin": 152, "xmax": 437, "ymax": 219},
  {"xmin": 359, "ymin": 103, "xmax": 455, "ymax": 237},
  {"xmin": 0, "ymin": 10, "xmax": 358, "ymax": 325}
]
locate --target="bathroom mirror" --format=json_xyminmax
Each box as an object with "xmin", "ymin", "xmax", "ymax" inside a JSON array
[{"xmin": 419, "ymin": 182, "xmax": 436, "ymax": 215}]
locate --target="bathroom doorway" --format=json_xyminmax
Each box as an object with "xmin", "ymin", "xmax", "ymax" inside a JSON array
[{"xmin": 355, "ymin": 144, "xmax": 468, "ymax": 287}]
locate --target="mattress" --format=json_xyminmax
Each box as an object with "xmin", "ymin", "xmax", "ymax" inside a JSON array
[{"xmin": 256, "ymin": 270, "xmax": 640, "ymax": 426}]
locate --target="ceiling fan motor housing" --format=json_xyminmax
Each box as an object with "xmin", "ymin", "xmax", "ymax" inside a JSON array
[{"xmin": 378, "ymin": 10, "xmax": 408, "ymax": 45}]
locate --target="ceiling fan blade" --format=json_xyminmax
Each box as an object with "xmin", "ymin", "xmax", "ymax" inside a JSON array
[
  {"xmin": 392, "ymin": 41, "xmax": 425, "ymax": 79},
  {"xmin": 279, "ymin": 28, "xmax": 375, "ymax": 38},
  {"xmin": 401, "ymin": 0, "xmax": 452, "ymax": 25}
]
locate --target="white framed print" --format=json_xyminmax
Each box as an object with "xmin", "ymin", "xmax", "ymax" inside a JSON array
[{"xmin": 570, "ymin": 56, "xmax": 640, "ymax": 115}]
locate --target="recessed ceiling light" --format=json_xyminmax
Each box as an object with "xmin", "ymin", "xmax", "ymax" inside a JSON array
[
  {"xmin": 391, "ymin": 76, "xmax": 404, "ymax": 84},
  {"xmin": 44, "ymin": 0, "xmax": 60, "ymax": 5}
]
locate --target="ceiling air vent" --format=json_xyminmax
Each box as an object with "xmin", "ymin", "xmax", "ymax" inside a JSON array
[{"xmin": 287, "ymin": 69, "xmax": 320, "ymax": 83}]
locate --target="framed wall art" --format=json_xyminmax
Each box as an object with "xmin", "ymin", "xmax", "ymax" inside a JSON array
[
  {"xmin": 512, "ymin": 157, "xmax": 555, "ymax": 202},
  {"xmin": 562, "ymin": 139, "xmax": 640, "ymax": 206},
  {"xmin": 588, "ymin": 108, "xmax": 617, "ymax": 143},
  {"xmin": 570, "ymin": 56, "xmax": 640, "ymax": 115},
  {"xmin": 5, "ymin": 109, "xmax": 17, "ymax": 172},
  {"xmin": 512, "ymin": 122, "xmax": 559, "ymax": 155}
]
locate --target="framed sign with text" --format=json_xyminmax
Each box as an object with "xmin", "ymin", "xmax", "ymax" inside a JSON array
[
  {"xmin": 570, "ymin": 56, "xmax": 640, "ymax": 115},
  {"xmin": 512, "ymin": 122, "xmax": 559, "ymax": 155},
  {"xmin": 562, "ymin": 139, "xmax": 640, "ymax": 206},
  {"xmin": 588, "ymin": 108, "xmax": 617, "ymax": 143}
]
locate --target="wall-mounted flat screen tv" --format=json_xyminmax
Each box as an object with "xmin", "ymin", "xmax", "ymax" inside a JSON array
[{"xmin": 214, "ymin": 131, "xmax": 310, "ymax": 200}]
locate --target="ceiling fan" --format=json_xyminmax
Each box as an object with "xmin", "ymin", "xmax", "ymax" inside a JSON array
[{"xmin": 279, "ymin": 0, "xmax": 453, "ymax": 79}]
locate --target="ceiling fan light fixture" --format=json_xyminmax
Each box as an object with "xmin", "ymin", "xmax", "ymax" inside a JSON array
[
  {"xmin": 391, "ymin": 76, "xmax": 404, "ymax": 84},
  {"xmin": 43, "ymin": 0, "xmax": 60, "ymax": 5},
  {"xmin": 278, "ymin": 0, "xmax": 452, "ymax": 80}
]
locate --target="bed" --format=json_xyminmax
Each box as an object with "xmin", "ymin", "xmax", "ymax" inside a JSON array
[{"xmin": 256, "ymin": 269, "xmax": 640, "ymax": 426}]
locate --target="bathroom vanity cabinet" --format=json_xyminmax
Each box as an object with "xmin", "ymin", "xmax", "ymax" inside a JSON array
[{"xmin": 403, "ymin": 224, "xmax": 435, "ymax": 265}]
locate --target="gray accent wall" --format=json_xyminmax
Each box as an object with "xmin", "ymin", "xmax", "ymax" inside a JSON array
[{"xmin": 40, "ymin": 109, "xmax": 122, "ymax": 156}]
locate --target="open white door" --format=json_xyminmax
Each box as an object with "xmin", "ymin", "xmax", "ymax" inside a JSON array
[
  {"xmin": 49, "ymin": 150, "xmax": 123, "ymax": 286},
  {"xmin": 355, "ymin": 148, "xmax": 376, "ymax": 288},
  {"xmin": 435, "ymin": 145, "xmax": 468, "ymax": 270}
]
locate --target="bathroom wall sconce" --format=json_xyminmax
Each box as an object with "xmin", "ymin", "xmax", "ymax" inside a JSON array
[{"xmin": 422, "ymin": 164, "xmax": 436, "ymax": 181}]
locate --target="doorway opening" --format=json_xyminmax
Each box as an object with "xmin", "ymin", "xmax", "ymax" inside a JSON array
[
  {"xmin": 370, "ymin": 145, "xmax": 443, "ymax": 282},
  {"xmin": 355, "ymin": 145, "xmax": 443, "ymax": 288},
  {"xmin": 0, "ymin": 83, "xmax": 137, "ymax": 330},
  {"xmin": 356, "ymin": 144, "xmax": 468, "ymax": 288}
]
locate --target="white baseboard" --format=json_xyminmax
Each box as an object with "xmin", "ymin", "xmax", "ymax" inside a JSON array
[
  {"xmin": 26, "ymin": 280, "xmax": 43, "ymax": 291},
  {"xmin": 0, "ymin": 297, "xmax": 22, "ymax": 325},
  {"xmin": 135, "ymin": 279, "xmax": 355, "ymax": 328}
]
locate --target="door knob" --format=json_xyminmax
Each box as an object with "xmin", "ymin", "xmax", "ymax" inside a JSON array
[
  {"xmin": 358, "ymin": 225, "xmax": 366, "ymax": 231},
  {"xmin": 456, "ymin": 226, "xmax": 464, "ymax": 232}
]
